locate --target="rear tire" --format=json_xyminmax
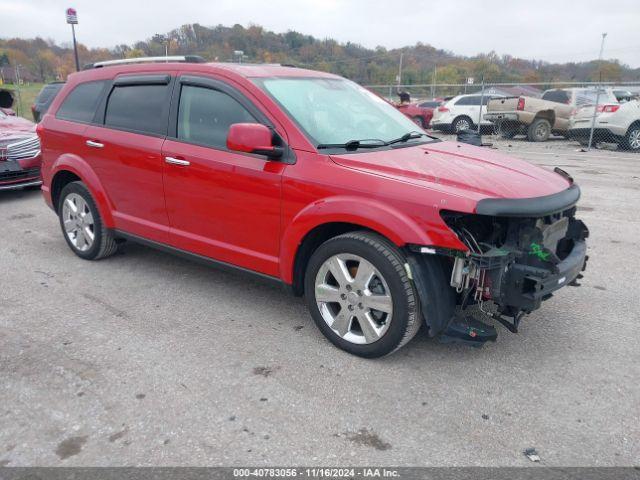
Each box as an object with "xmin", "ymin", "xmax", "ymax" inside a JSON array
[
  {"xmin": 621, "ymin": 124, "xmax": 640, "ymax": 151},
  {"xmin": 304, "ymin": 231, "xmax": 421, "ymax": 358},
  {"xmin": 527, "ymin": 118, "xmax": 551, "ymax": 142},
  {"xmin": 412, "ymin": 116, "xmax": 426, "ymax": 129},
  {"xmin": 58, "ymin": 181, "xmax": 118, "ymax": 260},
  {"xmin": 452, "ymin": 116, "xmax": 473, "ymax": 133}
]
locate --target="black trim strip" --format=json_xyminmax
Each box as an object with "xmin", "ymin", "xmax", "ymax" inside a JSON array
[
  {"xmin": 113, "ymin": 230, "xmax": 286, "ymax": 287},
  {"xmin": 113, "ymin": 74, "xmax": 171, "ymax": 86},
  {"xmin": 476, "ymin": 184, "xmax": 581, "ymax": 217}
]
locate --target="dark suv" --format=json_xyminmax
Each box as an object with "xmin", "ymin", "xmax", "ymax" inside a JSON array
[
  {"xmin": 37, "ymin": 57, "xmax": 588, "ymax": 357},
  {"xmin": 32, "ymin": 82, "xmax": 65, "ymax": 122}
]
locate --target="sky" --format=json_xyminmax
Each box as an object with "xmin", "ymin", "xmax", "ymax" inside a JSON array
[{"xmin": 2, "ymin": 0, "xmax": 640, "ymax": 67}]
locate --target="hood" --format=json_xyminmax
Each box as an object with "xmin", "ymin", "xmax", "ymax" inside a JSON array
[
  {"xmin": 0, "ymin": 115, "xmax": 36, "ymax": 142},
  {"xmin": 329, "ymin": 140, "xmax": 571, "ymax": 201}
]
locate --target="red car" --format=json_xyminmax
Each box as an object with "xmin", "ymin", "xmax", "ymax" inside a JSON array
[
  {"xmin": 0, "ymin": 109, "xmax": 42, "ymax": 190},
  {"xmin": 396, "ymin": 99, "xmax": 442, "ymax": 129},
  {"xmin": 38, "ymin": 57, "xmax": 588, "ymax": 357}
]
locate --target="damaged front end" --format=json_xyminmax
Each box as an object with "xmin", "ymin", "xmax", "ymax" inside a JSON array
[{"xmin": 410, "ymin": 179, "xmax": 589, "ymax": 346}]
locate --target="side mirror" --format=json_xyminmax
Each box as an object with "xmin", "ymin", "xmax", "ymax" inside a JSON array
[{"xmin": 227, "ymin": 123, "xmax": 283, "ymax": 159}]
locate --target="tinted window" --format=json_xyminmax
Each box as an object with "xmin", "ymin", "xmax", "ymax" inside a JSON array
[
  {"xmin": 105, "ymin": 84, "xmax": 169, "ymax": 135},
  {"xmin": 177, "ymin": 85, "xmax": 255, "ymax": 148},
  {"xmin": 37, "ymin": 85, "xmax": 58, "ymax": 104},
  {"xmin": 455, "ymin": 96, "xmax": 481, "ymax": 106},
  {"xmin": 542, "ymin": 90, "xmax": 570, "ymax": 104},
  {"xmin": 56, "ymin": 81, "xmax": 106, "ymax": 123},
  {"xmin": 419, "ymin": 101, "xmax": 441, "ymax": 108}
]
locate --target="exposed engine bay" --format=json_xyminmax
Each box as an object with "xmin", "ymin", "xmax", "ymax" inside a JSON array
[{"xmin": 408, "ymin": 179, "xmax": 589, "ymax": 346}]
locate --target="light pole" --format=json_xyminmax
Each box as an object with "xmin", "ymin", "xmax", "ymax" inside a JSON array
[
  {"xmin": 587, "ymin": 33, "xmax": 607, "ymax": 151},
  {"xmin": 66, "ymin": 8, "xmax": 80, "ymax": 71},
  {"xmin": 397, "ymin": 52, "xmax": 404, "ymax": 90}
]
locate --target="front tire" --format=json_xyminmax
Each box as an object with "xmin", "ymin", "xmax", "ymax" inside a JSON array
[
  {"xmin": 58, "ymin": 181, "xmax": 118, "ymax": 260},
  {"xmin": 304, "ymin": 231, "xmax": 421, "ymax": 358}
]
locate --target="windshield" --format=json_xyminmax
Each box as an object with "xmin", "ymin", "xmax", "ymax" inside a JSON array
[{"xmin": 254, "ymin": 77, "xmax": 436, "ymax": 148}]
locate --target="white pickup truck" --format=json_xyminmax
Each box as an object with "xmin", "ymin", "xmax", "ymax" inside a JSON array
[{"xmin": 485, "ymin": 88, "xmax": 619, "ymax": 142}]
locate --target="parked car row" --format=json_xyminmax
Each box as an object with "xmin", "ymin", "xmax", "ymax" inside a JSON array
[{"xmin": 481, "ymin": 86, "xmax": 640, "ymax": 150}]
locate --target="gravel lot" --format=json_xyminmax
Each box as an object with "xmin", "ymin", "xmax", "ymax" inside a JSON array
[{"xmin": 1, "ymin": 137, "xmax": 638, "ymax": 467}]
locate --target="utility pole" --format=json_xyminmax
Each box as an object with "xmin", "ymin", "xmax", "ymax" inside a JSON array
[
  {"xmin": 587, "ymin": 33, "xmax": 607, "ymax": 151},
  {"xmin": 431, "ymin": 64, "xmax": 437, "ymax": 97},
  {"xmin": 66, "ymin": 8, "xmax": 80, "ymax": 71},
  {"xmin": 397, "ymin": 52, "xmax": 404, "ymax": 92}
]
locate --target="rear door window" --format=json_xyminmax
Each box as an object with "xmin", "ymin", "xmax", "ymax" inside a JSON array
[
  {"xmin": 56, "ymin": 81, "xmax": 106, "ymax": 123},
  {"xmin": 105, "ymin": 83, "xmax": 171, "ymax": 136},
  {"xmin": 177, "ymin": 85, "xmax": 256, "ymax": 149},
  {"xmin": 455, "ymin": 96, "xmax": 481, "ymax": 106}
]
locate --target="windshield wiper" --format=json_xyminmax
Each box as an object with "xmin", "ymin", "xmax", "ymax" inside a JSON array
[
  {"xmin": 317, "ymin": 139, "xmax": 389, "ymax": 151},
  {"xmin": 387, "ymin": 131, "xmax": 429, "ymax": 145},
  {"xmin": 317, "ymin": 132, "xmax": 430, "ymax": 151}
]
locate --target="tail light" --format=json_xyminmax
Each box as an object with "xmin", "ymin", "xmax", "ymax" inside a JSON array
[
  {"xmin": 516, "ymin": 97, "xmax": 525, "ymax": 111},
  {"xmin": 596, "ymin": 104, "xmax": 620, "ymax": 113},
  {"xmin": 437, "ymin": 106, "xmax": 449, "ymax": 113}
]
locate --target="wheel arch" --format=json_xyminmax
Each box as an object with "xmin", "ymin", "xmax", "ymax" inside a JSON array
[
  {"xmin": 281, "ymin": 196, "xmax": 439, "ymax": 294},
  {"xmin": 626, "ymin": 119, "xmax": 640, "ymax": 134},
  {"xmin": 534, "ymin": 109, "xmax": 555, "ymax": 126},
  {"xmin": 50, "ymin": 154, "xmax": 115, "ymax": 228},
  {"xmin": 452, "ymin": 115, "xmax": 473, "ymax": 129}
]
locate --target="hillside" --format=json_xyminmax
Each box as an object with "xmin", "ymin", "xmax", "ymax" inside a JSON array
[{"xmin": 1, "ymin": 23, "xmax": 639, "ymax": 87}]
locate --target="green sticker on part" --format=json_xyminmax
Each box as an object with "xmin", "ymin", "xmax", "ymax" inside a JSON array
[{"xmin": 529, "ymin": 242, "xmax": 550, "ymax": 261}]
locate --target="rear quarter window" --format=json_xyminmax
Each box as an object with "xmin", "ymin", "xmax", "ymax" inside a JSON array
[{"xmin": 56, "ymin": 81, "xmax": 107, "ymax": 123}]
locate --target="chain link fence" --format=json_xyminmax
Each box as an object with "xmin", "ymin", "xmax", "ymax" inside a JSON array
[{"xmin": 366, "ymin": 81, "xmax": 640, "ymax": 151}]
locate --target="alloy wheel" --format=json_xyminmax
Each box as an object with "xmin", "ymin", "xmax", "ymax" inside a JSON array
[
  {"xmin": 62, "ymin": 193, "xmax": 95, "ymax": 252},
  {"xmin": 314, "ymin": 253, "xmax": 393, "ymax": 345},
  {"xmin": 455, "ymin": 118, "xmax": 470, "ymax": 132},
  {"xmin": 629, "ymin": 129, "xmax": 640, "ymax": 150}
]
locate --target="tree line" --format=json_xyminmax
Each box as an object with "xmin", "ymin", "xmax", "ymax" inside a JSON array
[{"xmin": 1, "ymin": 23, "xmax": 638, "ymax": 87}]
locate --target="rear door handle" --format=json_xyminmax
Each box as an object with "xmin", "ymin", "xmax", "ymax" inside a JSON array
[
  {"xmin": 86, "ymin": 140, "xmax": 104, "ymax": 148},
  {"xmin": 165, "ymin": 156, "xmax": 190, "ymax": 166}
]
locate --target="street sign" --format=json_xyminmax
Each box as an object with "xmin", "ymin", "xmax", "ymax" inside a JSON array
[
  {"xmin": 66, "ymin": 7, "xmax": 78, "ymax": 24},
  {"xmin": 466, "ymin": 77, "xmax": 474, "ymax": 85}
]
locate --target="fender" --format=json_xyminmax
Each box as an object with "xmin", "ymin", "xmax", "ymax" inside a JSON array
[
  {"xmin": 279, "ymin": 195, "xmax": 460, "ymax": 284},
  {"xmin": 49, "ymin": 154, "xmax": 115, "ymax": 228}
]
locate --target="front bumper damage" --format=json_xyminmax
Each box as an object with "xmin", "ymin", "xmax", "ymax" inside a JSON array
[{"xmin": 408, "ymin": 178, "xmax": 589, "ymax": 346}]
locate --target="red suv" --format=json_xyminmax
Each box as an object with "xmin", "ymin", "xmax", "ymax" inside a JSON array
[{"xmin": 38, "ymin": 57, "xmax": 588, "ymax": 357}]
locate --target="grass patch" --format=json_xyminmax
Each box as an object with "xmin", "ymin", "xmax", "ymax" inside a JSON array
[{"xmin": 1, "ymin": 83, "xmax": 45, "ymax": 121}]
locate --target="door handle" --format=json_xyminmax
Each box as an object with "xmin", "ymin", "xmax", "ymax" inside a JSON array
[
  {"xmin": 165, "ymin": 156, "xmax": 190, "ymax": 166},
  {"xmin": 86, "ymin": 140, "xmax": 104, "ymax": 148}
]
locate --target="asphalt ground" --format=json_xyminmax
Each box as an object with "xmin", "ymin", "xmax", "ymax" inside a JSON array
[{"xmin": 1, "ymin": 136, "xmax": 638, "ymax": 466}]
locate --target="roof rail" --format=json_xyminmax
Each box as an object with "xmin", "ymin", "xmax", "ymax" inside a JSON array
[{"xmin": 84, "ymin": 55, "xmax": 206, "ymax": 70}]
